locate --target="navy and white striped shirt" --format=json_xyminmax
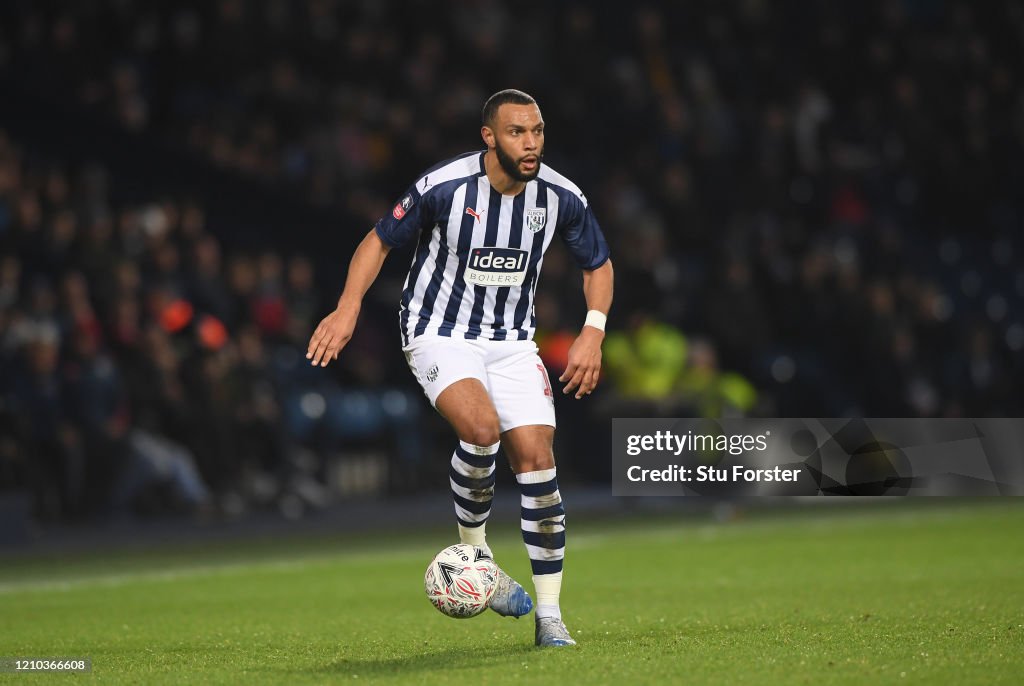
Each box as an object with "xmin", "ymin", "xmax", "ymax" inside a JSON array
[{"xmin": 375, "ymin": 151, "xmax": 610, "ymax": 345}]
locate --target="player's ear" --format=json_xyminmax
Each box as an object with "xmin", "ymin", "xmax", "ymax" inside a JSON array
[{"xmin": 481, "ymin": 125, "xmax": 495, "ymax": 149}]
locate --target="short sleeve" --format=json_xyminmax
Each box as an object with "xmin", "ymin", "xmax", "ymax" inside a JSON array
[
  {"xmin": 374, "ymin": 185, "xmax": 433, "ymax": 249},
  {"xmin": 558, "ymin": 194, "xmax": 610, "ymax": 270}
]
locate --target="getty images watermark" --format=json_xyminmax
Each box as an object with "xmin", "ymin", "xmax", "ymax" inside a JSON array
[{"xmin": 611, "ymin": 418, "xmax": 1024, "ymax": 496}]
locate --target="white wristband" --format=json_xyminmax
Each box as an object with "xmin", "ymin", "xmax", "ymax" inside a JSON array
[{"xmin": 584, "ymin": 310, "xmax": 607, "ymax": 332}]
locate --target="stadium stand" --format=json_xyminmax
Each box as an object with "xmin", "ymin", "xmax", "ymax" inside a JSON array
[{"xmin": 0, "ymin": 0, "xmax": 1021, "ymax": 524}]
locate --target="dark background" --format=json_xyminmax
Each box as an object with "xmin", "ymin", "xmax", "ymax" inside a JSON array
[{"xmin": 0, "ymin": 0, "xmax": 1021, "ymax": 538}]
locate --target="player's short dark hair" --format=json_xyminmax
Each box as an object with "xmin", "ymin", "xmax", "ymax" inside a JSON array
[{"xmin": 482, "ymin": 89, "xmax": 537, "ymax": 127}]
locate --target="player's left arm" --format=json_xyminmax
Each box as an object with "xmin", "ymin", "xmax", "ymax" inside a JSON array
[{"xmin": 560, "ymin": 258, "xmax": 614, "ymax": 399}]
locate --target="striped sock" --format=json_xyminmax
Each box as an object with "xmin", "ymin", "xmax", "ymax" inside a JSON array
[
  {"xmin": 517, "ymin": 468, "xmax": 565, "ymax": 618},
  {"xmin": 450, "ymin": 441, "xmax": 498, "ymax": 553}
]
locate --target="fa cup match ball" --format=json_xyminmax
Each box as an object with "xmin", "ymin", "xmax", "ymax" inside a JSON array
[{"xmin": 424, "ymin": 544, "xmax": 498, "ymax": 618}]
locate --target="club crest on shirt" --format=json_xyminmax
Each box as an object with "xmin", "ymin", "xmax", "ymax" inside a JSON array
[{"xmin": 525, "ymin": 208, "xmax": 546, "ymax": 233}]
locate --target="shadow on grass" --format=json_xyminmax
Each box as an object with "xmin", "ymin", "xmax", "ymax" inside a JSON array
[
  {"xmin": 311, "ymin": 641, "xmax": 538, "ymax": 679},
  {"xmin": 269, "ymin": 621, "xmax": 797, "ymax": 681}
]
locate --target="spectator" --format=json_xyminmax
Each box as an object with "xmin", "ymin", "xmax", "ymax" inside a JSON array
[{"xmin": 0, "ymin": 1, "xmax": 1021, "ymax": 525}]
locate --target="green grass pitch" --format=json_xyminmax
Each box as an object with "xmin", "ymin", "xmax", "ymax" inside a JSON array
[{"xmin": 1, "ymin": 501, "xmax": 1022, "ymax": 684}]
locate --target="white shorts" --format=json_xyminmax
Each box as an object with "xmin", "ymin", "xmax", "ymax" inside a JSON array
[{"xmin": 402, "ymin": 336, "xmax": 556, "ymax": 432}]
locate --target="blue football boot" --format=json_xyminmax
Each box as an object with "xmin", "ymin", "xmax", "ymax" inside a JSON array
[{"xmin": 488, "ymin": 567, "xmax": 534, "ymax": 617}]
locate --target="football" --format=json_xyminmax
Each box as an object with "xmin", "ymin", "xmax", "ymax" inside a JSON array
[{"xmin": 424, "ymin": 544, "xmax": 499, "ymax": 618}]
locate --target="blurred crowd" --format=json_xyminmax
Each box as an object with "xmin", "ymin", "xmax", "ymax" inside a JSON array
[
  {"xmin": 0, "ymin": 131, "xmax": 422, "ymax": 522},
  {"xmin": 1, "ymin": 0, "xmax": 1023, "ymax": 521}
]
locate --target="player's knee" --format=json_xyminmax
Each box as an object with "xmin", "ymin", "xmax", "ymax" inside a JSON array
[
  {"xmin": 461, "ymin": 420, "xmax": 500, "ymax": 448},
  {"xmin": 466, "ymin": 428, "xmax": 501, "ymax": 449},
  {"xmin": 520, "ymin": 456, "xmax": 552, "ymax": 473},
  {"xmin": 517, "ymin": 450, "xmax": 555, "ymax": 474}
]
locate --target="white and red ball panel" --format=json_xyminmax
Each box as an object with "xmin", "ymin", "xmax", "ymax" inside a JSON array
[{"xmin": 424, "ymin": 544, "xmax": 498, "ymax": 618}]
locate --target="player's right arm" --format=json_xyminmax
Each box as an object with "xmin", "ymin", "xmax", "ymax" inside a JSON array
[
  {"xmin": 308, "ymin": 175, "xmax": 432, "ymax": 366},
  {"xmin": 306, "ymin": 229, "xmax": 391, "ymax": 367}
]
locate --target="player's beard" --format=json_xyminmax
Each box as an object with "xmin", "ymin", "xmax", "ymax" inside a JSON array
[{"xmin": 495, "ymin": 140, "xmax": 543, "ymax": 182}]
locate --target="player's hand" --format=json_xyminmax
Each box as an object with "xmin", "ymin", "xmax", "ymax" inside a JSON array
[
  {"xmin": 559, "ymin": 326, "xmax": 604, "ymax": 399},
  {"xmin": 306, "ymin": 304, "xmax": 359, "ymax": 367}
]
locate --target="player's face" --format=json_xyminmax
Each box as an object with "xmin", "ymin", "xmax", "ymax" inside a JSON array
[{"xmin": 487, "ymin": 104, "xmax": 545, "ymax": 182}]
